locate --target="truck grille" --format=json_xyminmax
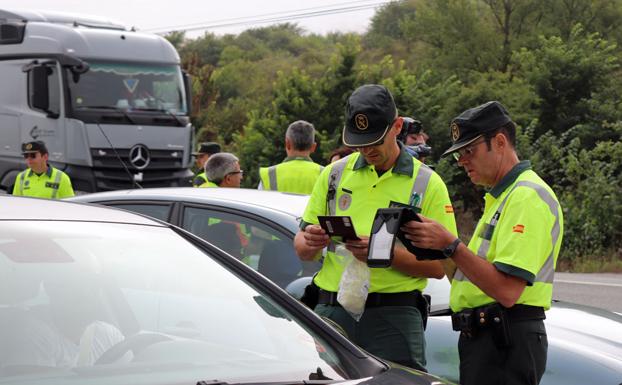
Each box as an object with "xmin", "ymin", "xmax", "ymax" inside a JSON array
[{"xmin": 90, "ymin": 147, "xmax": 190, "ymax": 190}]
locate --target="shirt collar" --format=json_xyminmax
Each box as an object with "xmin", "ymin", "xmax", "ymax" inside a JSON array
[
  {"xmin": 284, "ymin": 156, "xmax": 313, "ymax": 162},
  {"xmin": 26, "ymin": 166, "xmax": 52, "ymax": 178},
  {"xmin": 489, "ymin": 160, "xmax": 531, "ymax": 198},
  {"xmin": 352, "ymin": 142, "xmax": 414, "ymax": 176}
]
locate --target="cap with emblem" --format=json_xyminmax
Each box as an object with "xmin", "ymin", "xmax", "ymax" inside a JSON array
[
  {"xmin": 192, "ymin": 142, "xmax": 221, "ymax": 156},
  {"xmin": 343, "ymin": 84, "xmax": 397, "ymax": 147},
  {"xmin": 21, "ymin": 140, "xmax": 48, "ymax": 154},
  {"xmin": 442, "ymin": 101, "xmax": 512, "ymax": 157}
]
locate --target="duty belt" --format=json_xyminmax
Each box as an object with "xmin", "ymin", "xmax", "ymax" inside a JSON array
[
  {"xmin": 451, "ymin": 303, "xmax": 545, "ymax": 338},
  {"xmin": 318, "ymin": 288, "xmax": 425, "ymax": 308}
]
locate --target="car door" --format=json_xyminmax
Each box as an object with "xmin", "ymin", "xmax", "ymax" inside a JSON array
[{"xmin": 179, "ymin": 204, "xmax": 318, "ymax": 288}]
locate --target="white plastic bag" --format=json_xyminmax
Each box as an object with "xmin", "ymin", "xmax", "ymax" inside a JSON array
[{"xmin": 336, "ymin": 244, "xmax": 370, "ymax": 321}]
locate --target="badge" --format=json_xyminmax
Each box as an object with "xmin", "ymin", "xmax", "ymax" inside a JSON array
[
  {"xmin": 355, "ymin": 114, "xmax": 368, "ymax": 130},
  {"xmin": 338, "ymin": 193, "xmax": 352, "ymax": 211},
  {"xmin": 26, "ymin": 143, "xmax": 33, "ymax": 150},
  {"xmin": 450, "ymin": 122, "xmax": 460, "ymax": 142}
]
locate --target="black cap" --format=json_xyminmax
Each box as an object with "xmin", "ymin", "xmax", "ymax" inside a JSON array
[
  {"xmin": 192, "ymin": 142, "xmax": 221, "ymax": 156},
  {"xmin": 21, "ymin": 140, "xmax": 47, "ymax": 154},
  {"xmin": 343, "ymin": 84, "xmax": 397, "ymax": 147},
  {"xmin": 442, "ymin": 101, "xmax": 512, "ymax": 157}
]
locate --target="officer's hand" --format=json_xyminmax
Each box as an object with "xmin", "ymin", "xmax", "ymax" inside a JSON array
[
  {"xmin": 303, "ymin": 224, "xmax": 330, "ymax": 249},
  {"xmin": 345, "ymin": 236, "xmax": 369, "ymax": 262},
  {"xmin": 401, "ymin": 215, "xmax": 455, "ymax": 250}
]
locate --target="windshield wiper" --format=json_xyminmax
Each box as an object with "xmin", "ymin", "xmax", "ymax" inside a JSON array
[
  {"xmin": 75, "ymin": 105, "xmax": 136, "ymax": 124},
  {"xmin": 131, "ymin": 107, "xmax": 185, "ymax": 125}
]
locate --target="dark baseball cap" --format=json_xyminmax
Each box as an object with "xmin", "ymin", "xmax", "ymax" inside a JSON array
[
  {"xmin": 192, "ymin": 142, "xmax": 221, "ymax": 156},
  {"xmin": 343, "ymin": 84, "xmax": 397, "ymax": 147},
  {"xmin": 442, "ymin": 101, "xmax": 512, "ymax": 157},
  {"xmin": 21, "ymin": 140, "xmax": 47, "ymax": 154}
]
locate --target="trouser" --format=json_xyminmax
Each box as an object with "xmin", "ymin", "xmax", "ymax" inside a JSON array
[
  {"xmin": 458, "ymin": 318, "xmax": 547, "ymax": 385},
  {"xmin": 315, "ymin": 304, "xmax": 426, "ymax": 370}
]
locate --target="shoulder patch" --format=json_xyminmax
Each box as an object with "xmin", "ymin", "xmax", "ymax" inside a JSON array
[
  {"xmin": 444, "ymin": 205, "xmax": 454, "ymax": 213},
  {"xmin": 512, "ymin": 224, "xmax": 525, "ymax": 233}
]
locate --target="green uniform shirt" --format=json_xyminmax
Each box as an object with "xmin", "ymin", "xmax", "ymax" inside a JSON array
[
  {"xmin": 301, "ymin": 146, "xmax": 457, "ymax": 293},
  {"xmin": 193, "ymin": 172, "xmax": 208, "ymax": 187},
  {"xmin": 259, "ymin": 156, "xmax": 323, "ymax": 195},
  {"xmin": 199, "ymin": 180, "xmax": 219, "ymax": 188},
  {"xmin": 450, "ymin": 161, "xmax": 563, "ymax": 312},
  {"xmin": 12, "ymin": 166, "xmax": 74, "ymax": 199}
]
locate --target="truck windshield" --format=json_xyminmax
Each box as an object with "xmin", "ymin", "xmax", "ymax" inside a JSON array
[{"xmin": 66, "ymin": 61, "xmax": 187, "ymax": 115}]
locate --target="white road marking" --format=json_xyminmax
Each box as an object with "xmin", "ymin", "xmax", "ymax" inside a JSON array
[{"xmin": 555, "ymin": 279, "xmax": 622, "ymax": 288}]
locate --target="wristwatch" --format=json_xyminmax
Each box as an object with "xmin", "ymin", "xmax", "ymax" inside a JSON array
[{"xmin": 442, "ymin": 238, "xmax": 462, "ymax": 258}]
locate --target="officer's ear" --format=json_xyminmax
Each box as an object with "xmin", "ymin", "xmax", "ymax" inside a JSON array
[{"xmin": 310, "ymin": 142, "xmax": 317, "ymax": 153}]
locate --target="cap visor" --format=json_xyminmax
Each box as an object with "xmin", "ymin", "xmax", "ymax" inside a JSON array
[
  {"xmin": 342, "ymin": 124, "xmax": 390, "ymax": 147},
  {"xmin": 441, "ymin": 135, "xmax": 483, "ymax": 158}
]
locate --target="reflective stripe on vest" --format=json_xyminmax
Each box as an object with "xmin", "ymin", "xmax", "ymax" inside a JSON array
[
  {"xmin": 453, "ymin": 180, "xmax": 561, "ymax": 284},
  {"xmin": 268, "ymin": 165, "xmax": 278, "ymax": 190},
  {"xmin": 18, "ymin": 172, "xmax": 24, "ymax": 195},
  {"xmin": 50, "ymin": 169, "xmax": 63, "ymax": 199}
]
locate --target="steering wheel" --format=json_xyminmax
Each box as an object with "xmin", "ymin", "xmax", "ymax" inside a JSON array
[{"xmin": 94, "ymin": 332, "xmax": 173, "ymax": 365}]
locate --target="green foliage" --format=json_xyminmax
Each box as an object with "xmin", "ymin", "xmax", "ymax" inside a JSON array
[{"xmin": 174, "ymin": 2, "xmax": 622, "ymax": 265}]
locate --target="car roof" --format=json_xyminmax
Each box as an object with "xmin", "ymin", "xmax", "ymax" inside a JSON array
[
  {"xmin": 69, "ymin": 187, "xmax": 310, "ymax": 219},
  {"xmin": 1, "ymin": 195, "xmax": 164, "ymax": 226}
]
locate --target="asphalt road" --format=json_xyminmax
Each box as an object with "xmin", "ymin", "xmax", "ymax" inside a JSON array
[{"xmin": 553, "ymin": 272, "xmax": 622, "ymax": 313}]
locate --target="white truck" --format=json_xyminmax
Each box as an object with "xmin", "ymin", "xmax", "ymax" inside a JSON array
[{"xmin": 0, "ymin": 9, "xmax": 194, "ymax": 192}]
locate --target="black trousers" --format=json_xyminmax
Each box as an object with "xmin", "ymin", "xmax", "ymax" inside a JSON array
[{"xmin": 458, "ymin": 319, "xmax": 547, "ymax": 385}]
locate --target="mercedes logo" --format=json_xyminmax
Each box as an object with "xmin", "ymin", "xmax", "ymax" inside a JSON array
[{"xmin": 129, "ymin": 144, "xmax": 150, "ymax": 170}]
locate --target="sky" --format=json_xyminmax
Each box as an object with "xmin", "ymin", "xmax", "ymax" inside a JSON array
[{"xmin": 8, "ymin": 0, "xmax": 389, "ymax": 38}]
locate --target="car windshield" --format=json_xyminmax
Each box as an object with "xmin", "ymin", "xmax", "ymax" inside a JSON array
[
  {"xmin": 67, "ymin": 61, "xmax": 187, "ymax": 114},
  {"xmin": 0, "ymin": 221, "xmax": 351, "ymax": 384}
]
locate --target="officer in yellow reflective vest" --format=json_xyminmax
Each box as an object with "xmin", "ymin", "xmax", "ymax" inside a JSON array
[
  {"xmin": 402, "ymin": 101, "xmax": 563, "ymax": 385},
  {"xmin": 294, "ymin": 84, "xmax": 457, "ymax": 370},
  {"xmin": 258, "ymin": 120, "xmax": 323, "ymax": 195},
  {"xmin": 192, "ymin": 142, "xmax": 221, "ymax": 187},
  {"xmin": 12, "ymin": 141, "xmax": 74, "ymax": 199}
]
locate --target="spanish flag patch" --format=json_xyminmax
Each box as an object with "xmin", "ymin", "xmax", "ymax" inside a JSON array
[
  {"xmin": 445, "ymin": 205, "xmax": 454, "ymax": 213},
  {"xmin": 512, "ymin": 224, "xmax": 525, "ymax": 233}
]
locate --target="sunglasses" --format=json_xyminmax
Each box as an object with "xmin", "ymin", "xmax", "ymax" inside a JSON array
[
  {"xmin": 23, "ymin": 153, "xmax": 39, "ymax": 159},
  {"xmin": 452, "ymin": 138, "xmax": 486, "ymax": 161}
]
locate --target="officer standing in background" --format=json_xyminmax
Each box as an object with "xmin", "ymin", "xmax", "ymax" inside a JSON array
[
  {"xmin": 192, "ymin": 142, "xmax": 221, "ymax": 187},
  {"xmin": 12, "ymin": 140, "xmax": 74, "ymax": 199},
  {"xmin": 200, "ymin": 152, "xmax": 243, "ymax": 188},
  {"xmin": 294, "ymin": 84, "xmax": 457, "ymax": 369},
  {"xmin": 258, "ymin": 120, "xmax": 323, "ymax": 194},
  {"xmin": 401, "ymin": 101, "xmax": 563, "ymax": 385}
]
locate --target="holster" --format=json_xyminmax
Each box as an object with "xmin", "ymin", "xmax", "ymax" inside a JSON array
[
  {"xmin": 451, "ymin": 303, "xmax": 515, "ymax": 348},
  {"xmin": 300, "ymin": 280, "xmax": 320, "ymax": 310}
]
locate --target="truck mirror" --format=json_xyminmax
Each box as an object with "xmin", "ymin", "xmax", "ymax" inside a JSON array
[
  {"xmin": 182, "ymin": 71, "xmax": 192, "ymax": 117},
  {"xmin": 30, "ymin": 66, "xmax": 50, "ymax": 111}
]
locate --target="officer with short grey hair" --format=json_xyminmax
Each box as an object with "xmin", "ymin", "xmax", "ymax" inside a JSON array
[
  {"xmin": 258, "ymin": 120, "xmax": 323, "ymax": 194},
  {"xmin": 200, "ymin": 152, "xmax": 243, "ymax": 188}
]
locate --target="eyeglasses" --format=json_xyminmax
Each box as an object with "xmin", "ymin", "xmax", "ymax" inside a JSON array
[
  {"xmin": 351, "ymin": 118, "xmax": 399, "ymax": 149},
  {"xmin": 227, "ymin": 170, "xmax": 244, "ymax": 176},
  {"xmin": 452, "ymin": 138, "xmax": 486, "ymax": 161},
  {"xmin": 23, "ymin": 153, "xmax": 38, "ymax": 159}
]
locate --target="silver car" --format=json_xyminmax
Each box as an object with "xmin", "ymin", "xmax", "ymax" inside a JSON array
[
  {"xmin": 0, "ymin": 195, "xmax": 452, "ymax": 385},
  {"xmin": 70, "ymin": 188, "xmax": 622, "ymax": 384}
]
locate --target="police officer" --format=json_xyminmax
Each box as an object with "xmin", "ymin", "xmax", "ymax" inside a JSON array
[
  {"xmin": 200, "ymin": 152, "xmax": 243, "ymax": 188},
  {"xmin": 13, "ymin": 141, "xmax": 74, "ymax": 199},
  {"xmin": 258, "ymin": 120, "xmax": 323, "ymax": 194},
  {"xmin": 401, "ymin": 101, "xmax": 564, "ymax": 385},
  {"xmin": 294, "ymin": 84, "xmax": 457, "ymax": 369},
  {"xmin": 192, "ymin": 142, "xmax": 221, "ymax": 187}
]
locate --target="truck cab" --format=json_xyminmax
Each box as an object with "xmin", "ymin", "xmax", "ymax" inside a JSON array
[{"xmin": 0, "ymin": 9, "xmax": 194, "ymax": 192}]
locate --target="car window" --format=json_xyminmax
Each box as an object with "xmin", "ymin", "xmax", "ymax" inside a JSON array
[
  {"xmin": 181, "ymin": 206, "xmax": 320, "ymax": 288},
  {"xmin": 106, "ymin": 203, "xmax": 171, "ymax": 221},
  {"xmin": 0, "ymin": 221, "xmax": 351, "ymax": 383}
]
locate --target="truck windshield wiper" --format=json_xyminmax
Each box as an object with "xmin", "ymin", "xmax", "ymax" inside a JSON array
[
  {"xmin": 76, "ymin": 105, "xmax": 136, "ymax": 124},
  {"xmin": 132, "ymin": 107, "xmax": 185, "ymax": 125}
]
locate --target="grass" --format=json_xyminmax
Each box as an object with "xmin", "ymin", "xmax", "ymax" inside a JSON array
[{"xmin": 557, "ymin": 255, "xmax": 622, "ymax": 273}]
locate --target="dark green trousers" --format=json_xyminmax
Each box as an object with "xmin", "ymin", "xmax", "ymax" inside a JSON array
[
  {"xmin": 458, "ymin": 319, "xmax": 547, "ymax": 385},
  {"xmin": 315, "ymin": 304, "xmax": 426, "ymax": 370}
]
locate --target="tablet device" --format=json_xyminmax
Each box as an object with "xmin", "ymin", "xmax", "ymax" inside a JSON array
[
  {"xmin": 317, "ymin": 215, "xmax": 361, "ymax": 242},
  {"xmin": 367, "ymin": 208, "xmax": 403, "ymax": 267}
]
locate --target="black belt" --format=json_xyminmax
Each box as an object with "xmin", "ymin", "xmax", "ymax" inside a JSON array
[
  {"xmin": 451, "ymin": 303, "xmax": 545, "ymax": 333},
  {"xmin": 317, "ymin": 288, "xmax": 425, "ymax": 308}
]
